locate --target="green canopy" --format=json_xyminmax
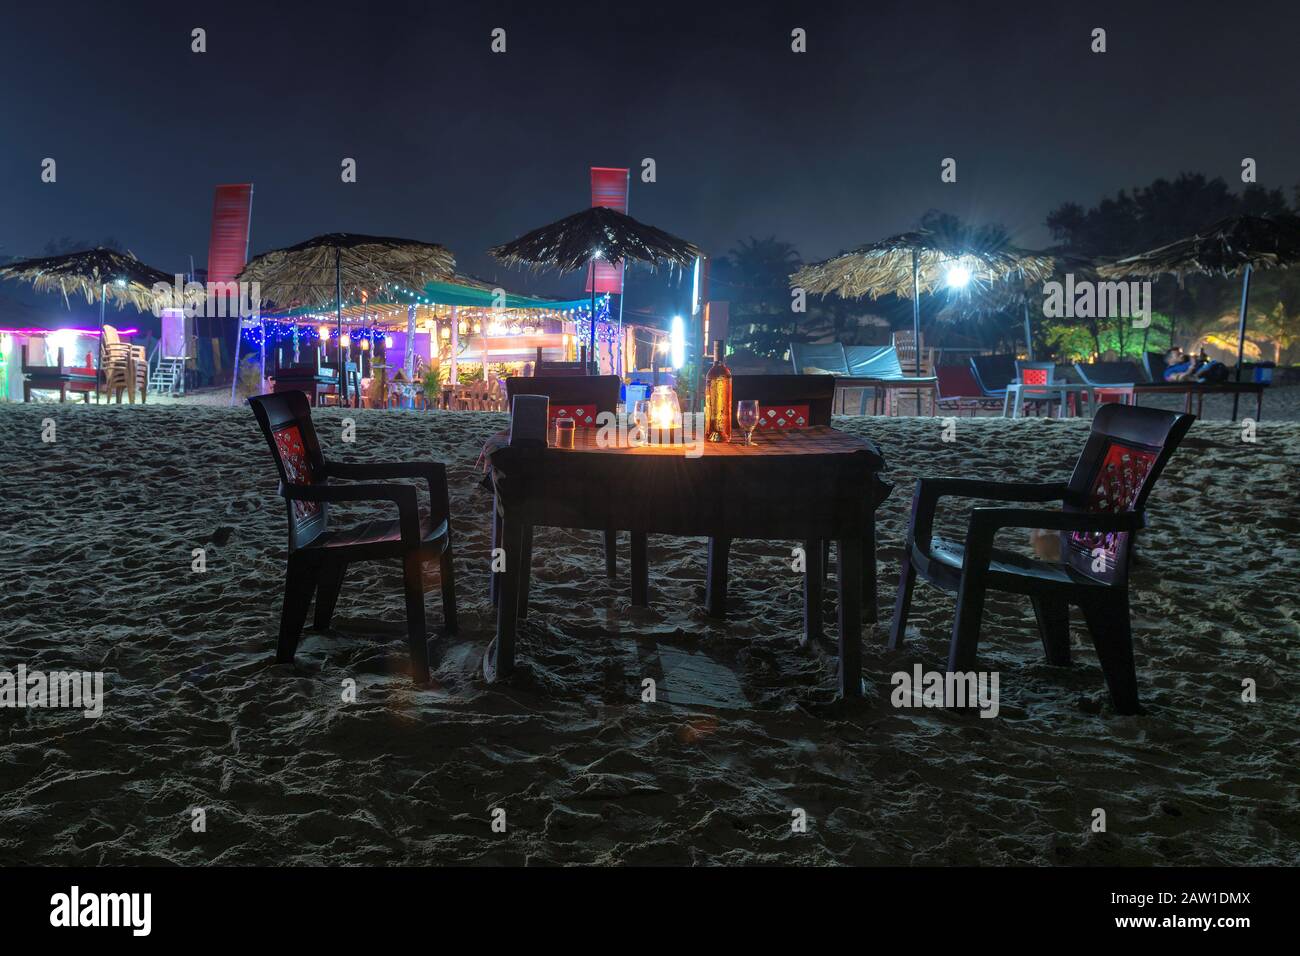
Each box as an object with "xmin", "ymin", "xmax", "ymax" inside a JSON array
[{"xmin": 263, "ymin": 279, "xmax": 598, "ymax": 319}]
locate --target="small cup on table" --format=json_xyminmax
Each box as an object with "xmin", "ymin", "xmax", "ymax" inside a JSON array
[{"xmin": 554, "ymin": 417, "xmax": 576, "ymax": 449}]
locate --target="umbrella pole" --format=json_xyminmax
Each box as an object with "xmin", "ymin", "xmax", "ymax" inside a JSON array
[
  {"xmin": 336, "ymin": 248, "xmax": 346, "ymax": 408},
  {"xmin": 589, "ymin": 259, "xmax": 597, "ymax": 374},
  {"xmin": 1023, "ymin": 301, "xmax": 1034, "ymax": 361},
  {"xmin": 1231, "ymin": 264, "xmax": 1253, "ymax": 420},
  {"xmin": 911, "ymin": 250, "xmax": 921, "ymax": 377}
]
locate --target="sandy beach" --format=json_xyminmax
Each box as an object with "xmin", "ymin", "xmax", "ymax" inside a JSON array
[{"xmin": 1, "ymin": 393, "xmax": 1297, "ymax": 866}]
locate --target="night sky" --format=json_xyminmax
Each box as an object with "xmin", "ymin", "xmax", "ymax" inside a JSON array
[{"xmin": 2, "ymin": 0, "xmax": 1297, "ymax": 308}]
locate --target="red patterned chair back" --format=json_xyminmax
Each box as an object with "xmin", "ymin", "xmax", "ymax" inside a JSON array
[
  {"xmin": 1061, "ymin": 404, "xmax": 1194, "ymax": 584},
  {"xmin": 248, "ymin": 391, "xmax": 329, "ymax": 549},
  {"xmin": 1015, "ymin": 361, "xmax": 1056, "ymax": 387},
  {"xmin": 505, "ymin": 375, "xmax": 620, "ymax": 426},
  {"xmin": 730, "ymin": 375, "xmax": 835, "ymax": 429}
]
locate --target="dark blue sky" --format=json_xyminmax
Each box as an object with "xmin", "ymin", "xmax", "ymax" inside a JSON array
[{"xmin": 2, "ymin": 0, "xmax": 1297, "ymax": 307}]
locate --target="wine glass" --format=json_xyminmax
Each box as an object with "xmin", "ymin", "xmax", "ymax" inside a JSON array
[
  {"xmin": 736, "ymin": 400, "xmax": 760, "ymax": 445},
  {"xmin": 632, "ymin": 399, "xmax": 651, "ymax": 445}
]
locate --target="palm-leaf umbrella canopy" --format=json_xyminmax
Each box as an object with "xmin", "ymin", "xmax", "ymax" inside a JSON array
[
  {"xmin": 0, "ymin": 247, "xmax": 190, "ymax": 313},
  {"xmin": 1098, "ymin": 215, "xmax": 1300, "ymax": 413},
  {"xmin": 237, "ymin": 233, "xmax": 455, "ymax": 408},
  {"xmin": 1097, "ymin": 214, "xmax": 1300, "ymax": 281},
  {"xmin": 792, "ymin": 227, "xmax": 1057, "ymax": 374},
  {"xmin": 490, "ymin": 206, "xmax": 699, "ymax": 273},
  {"xmin": 490, "ymin": 207, "xmax": 700, "ymax": 363},
  {"xmin": 238, "ymin": 232, "xmax": 456, "ymax": 310}
]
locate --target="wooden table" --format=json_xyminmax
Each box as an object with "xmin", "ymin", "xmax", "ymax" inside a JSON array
[{"xmin": 483, "ymin": 425, "xmax": 889, "ymax": 698}]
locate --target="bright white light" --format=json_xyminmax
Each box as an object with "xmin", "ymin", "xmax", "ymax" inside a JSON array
[
  {"xmin": 946, "ymin": 264, "xmax": 972, "ymax": 289},
  {"xmin": 318, "ymin": 325, "xmax": 331, "ymax": 341},
  {"xmin": 384, "ymin": 335, "xmax": 394, "ymax": 349},
  {"xmin": 670, "ymin": 315, "xmax": 685, "ymax": 370},
  {"xmin": 47, "ymin": 329, "xmax": 80, "ymax": 363},
  {"xmin": 591, "ymin": 247, "xmax": 604, "ymax": 260}
]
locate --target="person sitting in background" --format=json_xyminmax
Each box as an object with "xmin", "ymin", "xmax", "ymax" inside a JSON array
[{"xmin": 1163, "ymin": 347, "xmax": 1198, "ymax": 381}]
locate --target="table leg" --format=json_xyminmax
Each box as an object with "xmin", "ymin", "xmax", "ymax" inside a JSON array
[
  {"xmin": 489, "ymin": 492, "xmax": 503, "ymax": 606},
  {"xmin": 802, "ymin": 537, "xmax": 823, "ymax": 646},
  {"xmin": 1256, "ymin": 389, "xmax": 1263, "ymax": 422},
  {"xmin": 517, "ymin": 525, "xmax": 533, "ymax": 620},
  {"xmin": 863, "ymin": 516, "xmax": 878, "ymax": 624},
  {"xmin": 836, "ymin": 536, "xmax": 864, "ymax": 698},
  {"xmin": 630, "ymin": 531, "xmax": 648, "ymax": 607},
  {"xmin": 485, "ymin": 512, "xmax": 524, "ymax": 683},
  {"xmin": 1002, "ymin": 389, "xmax": 1011, "ymax": 418},
  {"xmin": 706, "ymin": 536, "xmax": 730, "ymax": 619}
]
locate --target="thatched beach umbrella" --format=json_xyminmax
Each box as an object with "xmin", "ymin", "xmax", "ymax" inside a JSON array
[
  {"xmin": 791, "ymin": 228, "xmax": 1057, "ymax": 374},
  {"xmin": 489, "ymin": 207, "xmax": 700, "ymax": 365},
  {"xmin": 1099, "ymin": 215, "xmax": 1300, "ymax": 413},
  {"xmin": 0, "ymin": 247, "xmax": 192, "ymax": 333},
  {"xmin": 238, "ymin": 233, "xmax": 455, "ymax": 406}
]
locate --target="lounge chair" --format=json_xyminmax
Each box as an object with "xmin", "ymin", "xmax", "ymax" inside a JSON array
[
  {"xmin": 968, "ymin": 353, "xmax": 1019, "ymax": 400},
  {"xmin": 889, "ymin": 403, "xmax": 1194, "ymax": 714},
  {"xmin": 248, "ymin": 391, "xmax": 458, "ymax": 684},
  {"xmin": 935, "ymin": 365, "xmax": 1002, "ymax": 416}
]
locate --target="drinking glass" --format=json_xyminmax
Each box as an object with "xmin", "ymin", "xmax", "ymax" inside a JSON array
[
  {"xmin": 736, "ymin": 400, "xmax": 760, "ymax": 445},
  {"xmin": 554, "ymin": 417, "xmax": 576, "ymax": 450},
  {"xmin": 631, "ymin": 400, "xmax": 650, "ymax": 445}
]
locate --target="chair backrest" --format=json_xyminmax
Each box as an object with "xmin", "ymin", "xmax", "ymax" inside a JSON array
[
  {"xmin": 968, "ymin": 353, "xmax": 1018, "ymax": 394},
  {"xmin": 845, "ymin": 344, "xmax": 905, "ymax": 379},
  {"xmin": 248, "ymin": 391, "xmax": 329, "ymax": 549},
  {"xmin": 1143, "ymin": 351, "xmax": 1168, "ymax": 383},
  {"xmin": 730, "ymin": 374, "xmax": 834, "ymax": 429},
  {"xmin": 789, "ymin": 341, "xmax": 849, "ymax": 375},
  {"xmin": 1015, "ymin": 360, "xmax": 1056, "ymax": 386},
  {"xmin": 506, "ymin": 375, "xmax": 620, "ymax": 427},
  {"xmin": 935, "ymin": 364, "xmax": 984, "ymax": 400},
  {"xmin": 101, "ymin": 325, "xmax": 121, "ymax": 347},
  {"xmin": 535, "ymin": 360, "xmax": 589, "ymax": 377},
  {"xmin": 1072, "ymin": 360, "xmax": 1143, "ymax": 386},
  {"xmin": 1061, "ymin": 404, "xmax": 1194, "ymax": 585}
]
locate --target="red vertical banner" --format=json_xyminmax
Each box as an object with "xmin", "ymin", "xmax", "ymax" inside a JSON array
[
  {"xmin": 207, "ymin": 184, "xmax": 254, "ymax": 283},
  {"xmin": 586, "ymin": 168, "xmax": 628, "ymax": 295}
]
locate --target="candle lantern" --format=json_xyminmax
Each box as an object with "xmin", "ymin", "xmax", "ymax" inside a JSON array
[{"xmin": 647, "ymin": 385, "xmax": 682, "ymax": 434}]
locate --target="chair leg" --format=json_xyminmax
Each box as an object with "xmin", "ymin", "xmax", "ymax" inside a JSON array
[
  {"xmin": 603, "ymin": 529, "xmax": 618, "ymax": 579},
  {"xmin": 705, "ymin": 536, "xmax": 730, "ymax": 619},
  {"xmin": 887, "ymin": 553, "xmax": 916, "ymax": 650},
  {"xmin": 802, "ymin": 537, "xmax": 823, "ymax": 646},
  {"xmin": 630, "ymin": 531, "xmax": 648, "ymax": 607},
  {"xmin": 439, "ymin": 538, "xmax": 458, "ymax": 635},
  {"xmin": 517, "ymin": 525, "xmax": 533, "ymax": 620},
  {"xmin": 1032, "ymin": 595, "xmax": 1071, "ymax": 666},
  {"xmin": 277, "ymin": 557, "xmax": 316, "ymax": 664},
  {"xmin": 402, "ymin": 553, "xmax": 431, "ymax": 685},
  {"xmin": 836, "ymin": 536, "xmax": 864, "ymax": 698},
  {"xmin": 863, "ymin": 514, "xmax": 878, "ymax": 624},
  {"xmin": 1080, "ymin": 594, "xmax": 1141, "ymax": 715},
  {"xmin": 313, "ymin": 561, "xmax": 347, "ymax": 630},
  {"xmin": 947, "ymin": 570, "xmax": 987, "ymax": 673}
]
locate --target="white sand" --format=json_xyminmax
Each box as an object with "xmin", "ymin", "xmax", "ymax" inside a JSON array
[{"xmin": 0, "ymin": 395, "xmax": 1296, "ymax": 865}]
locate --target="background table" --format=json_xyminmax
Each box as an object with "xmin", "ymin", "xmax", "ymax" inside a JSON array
[{"xmin": 484, "ymin": 426, "xmax": 889, "ymax": 697}]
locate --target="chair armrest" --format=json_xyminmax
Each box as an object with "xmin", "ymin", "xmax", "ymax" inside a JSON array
[
  {"xmin": 325, "ymin": 460, "xmax": 450, "ymax": 525},
  {"xmin": 280, "ymin": 482, "xmax": 422, "ymax": 546},
  {"xmin": 907, "ymin": 478, "xmax": 1068, "ymax": 551},
  {"xmin": 968, "ymin": 507, "xmax": 1144, "ymax": 537}
]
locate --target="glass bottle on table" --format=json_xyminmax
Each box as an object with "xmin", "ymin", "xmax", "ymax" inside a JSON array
[{"xmin": 704, "ymin": 339, "xmax": 732, "ymax": 443}]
